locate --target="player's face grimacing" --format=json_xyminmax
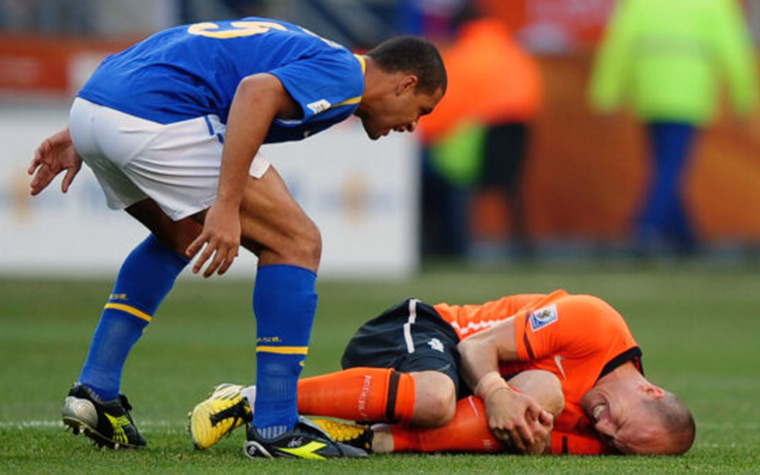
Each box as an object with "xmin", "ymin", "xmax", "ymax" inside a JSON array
[
  {"xmin": 358, "ymin": 82, "xmax": 443, "ymax": 140},
  {"xmin": 582, "ymin": 380, "xmax": 669, "ymax": 455}
]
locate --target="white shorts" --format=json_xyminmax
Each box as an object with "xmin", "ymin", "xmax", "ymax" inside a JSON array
[{"xmin": 68, "ymin": 97, "xmax": 271, "ymax": 221}]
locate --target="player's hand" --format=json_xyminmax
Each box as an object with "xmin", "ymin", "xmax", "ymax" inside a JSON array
[
  {"xmin": 522, "ymin": 408, "xmax": 554, "ymax": 455},
  {"xmin": 28, "ymin": 128, "xmax": 82, "ymax": 196},
  {"xmin": 483, "ymin": 388, "xmax": 546, "ymax": 453},
  {"xmin": 186, "ymin": 203, "xmax": 241, "ymax": 278}
]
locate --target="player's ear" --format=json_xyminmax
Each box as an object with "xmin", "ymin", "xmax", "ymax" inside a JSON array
[
  {"xmin": 397, "ymin": 75, "xmax": 418, "ymax": 95},
  {"xmin": 640, "ymin": 383, "xmax": 665, "ymax": 399}
]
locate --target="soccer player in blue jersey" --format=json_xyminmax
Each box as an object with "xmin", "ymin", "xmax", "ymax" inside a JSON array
[{"xmin": 28, "ymin": 17, "xmax": 446, "ymax": 459}]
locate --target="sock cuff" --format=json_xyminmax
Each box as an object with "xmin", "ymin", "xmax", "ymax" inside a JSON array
[
  {"xmin": 257, "ymin": 264, "xmax": 317, "ymax": 281},
  {"xmin": 254, "ymin": 264, "xmax": 318, "ymax": 346},
  {"xmin": 389, "ymin": 371, "xmax": 416, "ymax": 423}
]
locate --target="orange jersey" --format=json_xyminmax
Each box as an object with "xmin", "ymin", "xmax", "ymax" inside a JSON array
[
  {"xmin": 418, "ymin": 18, "xmax": 543, "ymax": 143},
  {"xmin": 434, "ymin": 290, "xmax": 641, "ymax": 454}
]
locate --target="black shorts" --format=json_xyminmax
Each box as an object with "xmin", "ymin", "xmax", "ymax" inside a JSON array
[{"xmin": 341, "ymin": 298, "xmax": 468, "ymax": 398}]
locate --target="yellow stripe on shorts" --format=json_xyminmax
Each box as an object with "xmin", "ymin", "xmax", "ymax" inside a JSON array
[{"xmin": 103, "ymin": 303, "xmax": 153, "ymax": 323}]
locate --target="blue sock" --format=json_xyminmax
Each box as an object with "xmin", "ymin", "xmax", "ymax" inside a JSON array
[
  {"xmin": 252, "ymin": 264, "xmax": 317, "ymax": 439},
  {"xmin": 79, "ymin": 234, "xmax": 189, "ymax": 401}
]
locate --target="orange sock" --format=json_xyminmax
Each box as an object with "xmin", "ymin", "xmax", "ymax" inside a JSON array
[
  {"xmin": 297, "ymin": 367, "xmax": 415, "ymax": 423},
  {"xmin": 551, "ymin": 431, "xmax": 611, "ymax": 455},
  {"xmin": 390, "ymin": 396, "xmax": 503, "ymax": 453}
]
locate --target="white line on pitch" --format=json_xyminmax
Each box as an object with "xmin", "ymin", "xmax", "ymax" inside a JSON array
[{"xmin": 0, "ymin": 420, "xmax": 184, "ymax": 429}]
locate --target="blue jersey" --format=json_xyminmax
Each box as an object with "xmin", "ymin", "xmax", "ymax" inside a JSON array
[{"xmin": 78, "ymin": 18, "xmax": 365, "ymax": 143}]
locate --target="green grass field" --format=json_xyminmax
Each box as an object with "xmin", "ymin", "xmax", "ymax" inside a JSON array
[{"xmin": 2, "ymin": 263, "xmax": 759, "ymax": 473}]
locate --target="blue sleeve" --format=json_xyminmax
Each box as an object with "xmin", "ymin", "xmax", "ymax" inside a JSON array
[{"xmin": 270, "ymin": 53, "xmax": 364, "ymax": 120}]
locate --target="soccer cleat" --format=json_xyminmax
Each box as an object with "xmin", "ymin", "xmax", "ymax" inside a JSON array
[
  {"xmin": 188, "ymin": 383, "xmax": 252, "ymax": 450},
  {"xmin": 243, "ymin": 416, "xmax": 369, "ymax": 459},
  {"xmin": 61, "ymin": 383, "xmax": 146, "ymax": 449},
  {"xmin": 312, "ymin": 419, "xmax": 374, "ymax": 452}
]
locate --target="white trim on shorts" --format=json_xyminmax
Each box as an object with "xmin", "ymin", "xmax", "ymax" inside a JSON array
[
  {"xmin": 402, "ymin": 299, "xmax": 419, "ymax": 354},
  {"xmin": 68, "ymin": 97, "xmax": 271, "ymax": 221}
]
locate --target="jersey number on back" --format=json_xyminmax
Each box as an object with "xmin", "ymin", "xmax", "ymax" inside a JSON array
[{"xmin": 187, "ymin": 21, "xmax": 286, "ymax": 39}]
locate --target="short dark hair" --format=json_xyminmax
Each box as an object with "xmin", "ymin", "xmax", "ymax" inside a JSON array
[
  {"xmin": 645, "ymin": 391, "xmax": 696, "ymax": 455},
  {"xmin": 366, "ymin": 36, "xmax": 447, "ymax": 96}
]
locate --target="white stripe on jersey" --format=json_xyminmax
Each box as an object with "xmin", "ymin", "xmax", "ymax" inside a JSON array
[{"xmin": 448, "ymin": 318, "xmax": 511, "ymax": 337}]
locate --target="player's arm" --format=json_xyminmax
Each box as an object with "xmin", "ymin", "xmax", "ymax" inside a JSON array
[
  {"xmin": 186, "ymin": 73, "xmax": 300, "ymax": 277},
  {"xmin": 457, "ymin": 319, "xmax": 552, "ymax": 453},
  {"xmin": 28, "ymin": 128, "xmax": 82, "ymax": 196}
]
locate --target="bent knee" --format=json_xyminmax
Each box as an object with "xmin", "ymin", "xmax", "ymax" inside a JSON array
[
  {"xmin": 420, "ymin": 389, "xmax": 456, "ymax": 426},
  {"xmin": 256, "ymin": 215, "xmax": 322, "ymax": 270},
  {"xmin": 410, "ymin": 371, "xmax": 457, "ymax": 427},
  {"xmin": 508, "ymin": 370, "xmax": 564, "ymax": 417},
  {"xmin": 238, "ymin": 169, "xmax": 323, "ymax": 269},
  {"xmin": 284, "ymin": 218, "xmax": 322, "ymax": 268},
  {"xmin": 301, "ymin": 218, "xmax": 322, "ymax": 262}
]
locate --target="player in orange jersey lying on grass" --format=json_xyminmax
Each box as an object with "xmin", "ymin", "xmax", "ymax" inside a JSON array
[{"xmin": 189, "ymin": 291, "xmax": 695, "ymax": 455}]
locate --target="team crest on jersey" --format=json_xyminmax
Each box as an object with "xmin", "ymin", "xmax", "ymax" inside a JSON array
[
  {"xmin": 529, "ymin": 304, "xmax": 558, "ymax": 331},
  {"xmin": 307, "ymin": 99, "xmax": 331, "ymax": 114}
]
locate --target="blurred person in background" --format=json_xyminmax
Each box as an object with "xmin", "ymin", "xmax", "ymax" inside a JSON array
[
  {"xmin": 419, "ymin": 4, "xmax": 543, "ymax": 261},
  {"xmin": 28, "ymin": 17, "xmax": 445, "ymax": 459},
  {"xmin": 589, "ymin": 0, "xmax": 758, "ymax": 256}
]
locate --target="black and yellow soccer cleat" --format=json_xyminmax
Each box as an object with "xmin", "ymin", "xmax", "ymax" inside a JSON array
[
  {"xmin": 243, "ymin": 416, "xmax": 368, "ymax": 460},
  {"xmin": 312, "ymin": 418, "xmax": 374, "ymax": 452},
  {"xmin": 188, "ymin": 383, "xmax": 253, "ymax": 450},
  {"xmin": 61, "ymin": 383, "xmax": 146, "ymax": 449}
]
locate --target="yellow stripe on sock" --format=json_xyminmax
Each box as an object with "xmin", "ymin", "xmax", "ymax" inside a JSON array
[
  {"xmin": 103, "ymin": 303, "xmax": 152, "ymax": 323},
  {"xmin": 256, "ymin": 346, "xmax": 309, "ymax": 355}
]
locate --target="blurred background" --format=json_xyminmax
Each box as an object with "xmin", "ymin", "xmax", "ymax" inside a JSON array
[{"xmin": 2, "ymin": 0, "xmax": 760, "ymax": 278}]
